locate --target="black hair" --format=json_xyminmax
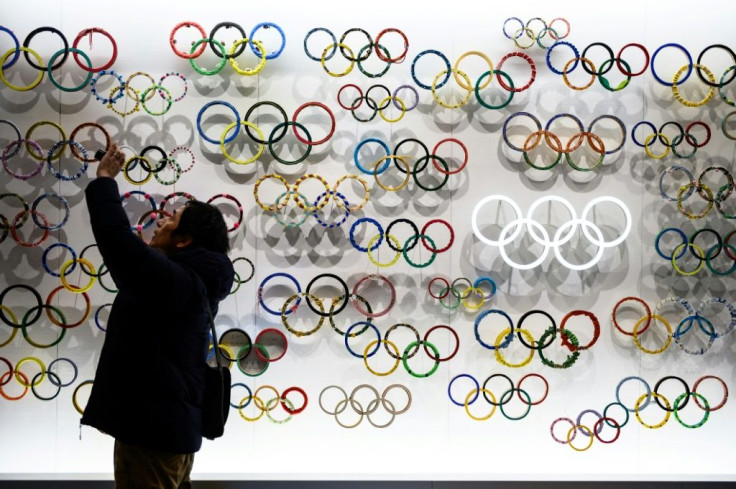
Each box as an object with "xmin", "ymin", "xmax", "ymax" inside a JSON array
[{"xmin": 172, "ymin": 200, "xmax": 230, "ymax": 254}]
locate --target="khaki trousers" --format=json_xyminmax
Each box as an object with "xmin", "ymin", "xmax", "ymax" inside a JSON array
[{"xmin": 114, "ymin": 439, "xmax": 193, "ymax": 489}]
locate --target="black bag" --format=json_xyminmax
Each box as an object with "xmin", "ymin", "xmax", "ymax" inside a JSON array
[{"xmin": 201, "ymin": 305, "xmax": 231, "ymax": 440}]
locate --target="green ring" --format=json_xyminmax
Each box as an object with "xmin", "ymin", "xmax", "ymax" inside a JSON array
[
  {"xmin": 598, "ymin": 58, "xmax": 632, "ymax": 92},
  {"xmin": 671, "ymin": 133, "xmax": 698, "ymax": 159},
  {"xmin": 97, "ymin": 264, "xmax": 119, "ymax": 294},
  {"xmin": 47, "ymin": 48, "xmax": 93, "ymax": 92},
  {"xmin": 402, "ymin": 234, "xmax": 436, "ymax": 268},
  {"xmin": 475, "ymin": 69, "xmax": 515, "ymax": 110},
  {"xmin": 268, "ymin": 121, "xmax": 312, "ymax": 165},
  {"xmin": 603, "ymin": 401, "xmax": 630, "ymax": 428},
  {"xmin": 537, "ymin": 327, "xmax": 580, "ymax": 369},
  {"xmin": 499, "ymin": 387, "xmax": 532, "ymax": 421},
  {"xmin": 673, "ymin": 392, "xmax": 710, "ymax": 429},
  {"xmin": 402, "ymin": 340, "xmax": 440, "ymax": 378},
  {"xmin": 412, "ymin": 155, "xmax": 449, "ymax": 191},
  {"xmin": 356, "ymin": 43, "xmax": 391, "ymax": 78},
  {"xmin": 21, "ymin": 305, "xmax": 66, "ymax": 348},
  {"xmin": 154, "ymin": 158, "xmax": 182, "ymax": 186},
  {"xmin": 275, "ymin": 191, "xmax": 309, "ymax": 228},
  {"xmin": 229, "ymin": 271, "xmax": 241, "ymax": 295},
  {"xmin": 237, "ymin": 343, "xmax": 270, "ymax": 377},
  {"xmin": 189, "ymin": 38, "xmax": 228, "ymax": 75}
]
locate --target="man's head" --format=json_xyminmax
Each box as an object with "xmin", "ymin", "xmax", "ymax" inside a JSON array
[{"xmin": 149, "ymin": 201, "xmax": 230, "ymax": 255}]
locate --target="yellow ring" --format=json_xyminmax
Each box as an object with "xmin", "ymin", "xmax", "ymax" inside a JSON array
[
  {"xmin": 0, "ymin": 47, "xmax": 45, "ymax": 91},
  {"xmin": 0, "ymin": 305, "xmax": 19, "ymax": 347},
  {"xmin": 634, "ymin": 392, "xmax": 671, "ymax": 429},
  {"xmin": 378, "ymin": 96, "xmax": 406, "ymax": 123},
  {"xmin": 72, "ymin": 380, "xmax": 94, "ymax": 415},
  {"xmin": 229, "ymin": 38, "xmax": 267, "ymax": 76},
  {"xmin": 15, "ymin": 356, "xmax": 45, "ymax": 387},
  {"xmin": 671, "ymin": 242, "xmax": 705, "ymax": 276},
  {"xmin": 292, "ymin": 173, "xmax": 331, "ymax": 211},
  {"xmin": 566, "ymin": 425, "xmax": 594, "ymax": 451},
  {"xmin": 332, "ymin": 174, "xmax": 370, "ymax": 212},
  {"xmin": 464, "ymin": 388, "xmax": 497, "ymax": 421},
  {"xmin": 461, "ymin": 286, "xmax": 485, "ymax": 311},
  {"xmin": 363, "ymin": 339, "xmax": 400, "ymax": 376},
  {"xmin": 253, "ymin": 173, "xmax": 291, "ymax": 211},
  {"xmin": 672, "ymin": 63, "xmax": 715, "ymax": 107},
  {"xmin": 562, "ymin": 57, "xmax": 597, "ymax": 91},
  {"xmin": 366, "ymin": 233, "xmax": 402, "ymax": 268},
  {"xmin": 494, "ymin": 327, "xmax": 535, "ymax": 368},
  {"xmin": 125, "ymin": 71, "xmax": 156, "ymax": 102},
  {"xmin": 238, "ymin": 394, "xmax": 265, "ymax": 422},
  {"xmin": 321, "ymin": 43, "xmax": 355, "ymax": 77},
  {"xmin": 633, "ymin": 314, "xmax": 672, "ymax": 354},
  {"xmin": 281, "ymin": 292, "xmax": 325, "ymax": 337},
  {"xmin": 25, "ymin": 120, "xmax": 67, "ymax": 161},
  {"xmin": 253, "ymin": 385, "xmax": 280, "ymax": 412},
  {"xmin": 643, "ymin": 133, "xmax": 670, "ymax": 159},
  {"xmin": 432, "ymin": 69, "xmax": 473, "ymax": 109},
  {"xmin": 108, "ymin": 86, "xmax": 141, "ymax": 117},
  {"xmin": 372, "ymin": 155, "xmax": 410, "ymax": 192},
  {"xmin": 453, "ymin": 51, "xmax": 494, "ymax": 90},
  {"xmin": 220, "ymin": 120, "xmax": 265, "ymax": 164},
  {"xmin": 60, "ymin": 258, "xmax": 96, "ymax": 293}
]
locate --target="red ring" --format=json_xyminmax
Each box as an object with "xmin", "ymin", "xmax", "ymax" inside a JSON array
[
  {"xmin": 420, "ymin": 219, "xmax": 454, "ymax": 253},
  {"xmin": 10, "ymin": 210, "xmax": 49, "ymax": 247},
  {"xmin": 495, "ymin": 52, "xmax": 536, "ymax": 92},
  {"xmin": 291, "ymin": 102, "xmax": 336, "ymax": 146},
  {"xmin": 692, "ymin": 375, "xmax": 729, "ymax": 412},
  {"xmin": 0, "ymin": 357, "xmax": 12, "ymax": 386},
  {"xmin": 685, "ymin": 121, "xmax": 711, "ymax": 148},
  {"xmin": 560, "ymin": 310, "xmax": 600, "ymax": 351},
  {"xmin": 431, "ymin": 138, "xmax": 468, "ymax": 175},
  {"xmin": 169, "ymin": 22, "xmax": 208, "ymax": 59},
  {"xmin": 422, "ymin": 324, "xmax": 459, "ymax": 362},
  {"xmin": 45, "ymin": 286, "xmax": 91, "ymax": 328},
  {"xmin": 516, "ymin": 373, "xmax": 549, "ymax": 405},
  {"xmin": 612, "ymin": 297, "xmax": 651, "ymax": 336},
  {"xmin": 254, "ymin": 328, "xmax": 288, "ymax": 362},
  {"xmin": 593, "ymin": 416, "xmax": 621, "ymax": 443},
  {"xmin": 616, "ymin": 43, "xmax": 650, "ymax": 77},
  {"xmin": 72, "ymin": 28, "xmax": 118, "ymax": 72},
  {"xmin": 337, "ymin": 84, "xmax": 364, "ymax": 110},
  {"xmin": 427, "ymin": 277, "xmax": 450, "ymax": 300},
  {"xmin": 0, "ymin": 370, "xmax": 29, "ymax": 401},
  {"xmin": 725, "ymin": 231, "xmax": 736, "ymax": 261},
  {"xmin": 280, "ymin": 386, "xmax": 308, "ymax": 414},
  {"xmin": 374, "ymin": 28, "xmax": 409, "ymax": 63}
]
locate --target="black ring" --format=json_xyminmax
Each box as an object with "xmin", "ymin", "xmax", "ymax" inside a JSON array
[
  {"xmin": 653, "ymin": 375, "xmax": 690, "ymax": 412},
  {"xmin": 658, "ymin": 121, "xmax": 685, "ymax": 148},
  {"xmin": 209, "ymin": 22, "xmax": 247, "ymax": 59},
  {"xmin": 351, "ymin": 96, "xmax": 378, "ymax": 122},
  {"xmin": 79, "ymin": 244, "xmax": 110, "ymax": 278},
  {"xmin": 218, "ymin": 328, "xmax": 252, "ymax": 362},
  {"xmin": 47, "ymin": 357, "xmax": 78, "ymax": 387},
  {"xmin": 482, "ymin": 373, "xmax": 515, "ymax": 406},
  {"xmin": 364, "ymin": 84, "xmax": 392, "ymax": 111},
  {"xmin": 696, "ymin": 44, "xmax": 736, "ymax": 87},
  {"xmin": 339, "ymin": 28, "xmax": 373, "ymax": 62},
  {"xmin": 23, "ymin": 26, "xmax": 69, "ymax": 71},
  {"xmin": 305, "ymin": 273, "xmax": 350, "ymax": 317},
  {"xmin": 393, "ymin": 138, "xmax": 430, "ymax": 174},
  {"xmin": 244, "ymin": 101, "xmax": 289, "ymax": 145},
  {"xmin": 384, "ymin": 322, "xmax": 421, "ymax": 359},
  {"xmin": 0, "ymin": 284, "xmax": 43, "ymax": 328},
  {"xmin": 689, "ymin": 228, "xmax": 722, "ymax": 261},
  {"xmin": 31, "ymin": 370, "xmax": 62, "ymax": 401},
  {"xmin": 516, "ymin": 309, "xmax": 557, "ymax": 350},
  {"xmin": 385, "ymin": 218, "xmax": 419, "ymax": 252},
  {"xmin": 139, "ymin": 145, "xmax": 168, "ymax": 173},
  {"xmin": 581, "ymin": 42, "xmax": 615, "ymax": 75}
]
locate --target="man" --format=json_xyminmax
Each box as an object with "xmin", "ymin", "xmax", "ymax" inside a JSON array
[{"xmin": 83, "ymin": 143, "xmax": 235, "ymax": 488}]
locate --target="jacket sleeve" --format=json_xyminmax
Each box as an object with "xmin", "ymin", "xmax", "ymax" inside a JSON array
[{"xmin": 85, "ymin": 177, "xmax": 194, "ymax": 302}]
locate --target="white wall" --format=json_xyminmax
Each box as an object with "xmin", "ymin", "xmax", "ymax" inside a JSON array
[{"xmin": 0, "ymin": 0, "xmax": 734, "ymax": 481}]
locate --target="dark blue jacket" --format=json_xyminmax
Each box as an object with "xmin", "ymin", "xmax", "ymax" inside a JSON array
[{"xmin": 82, "ymin": 177, "xmax": 234, "ymax": 453}]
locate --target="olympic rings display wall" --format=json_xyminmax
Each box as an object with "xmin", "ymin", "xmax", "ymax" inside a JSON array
[{"xmin": 1, "ymin": 0, "xmax": 735, "ymax": 482}]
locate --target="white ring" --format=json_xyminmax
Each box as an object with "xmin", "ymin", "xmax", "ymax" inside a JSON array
[
  {"xmin": 580, "ymin": 196, "xmax": 632, "ymax": 248},
  {"xmin": 498, "ymin": 218, "xmax": 551, "ymax": 270},
  {"xmin": 526, "ymin": 195, "xmax": 578, "ymax": 247},
  {"xmin": 552, "ymin": 219, "xmax": 606, "ymax": 271},
  {"xmin": 471, "ymin": 195, "xmax": 524, "ymax": 246}
]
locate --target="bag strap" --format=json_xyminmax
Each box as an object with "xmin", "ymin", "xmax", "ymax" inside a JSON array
[{"xmin": 206, "ymin": 304, "xmax": 224, "ymax": 369}]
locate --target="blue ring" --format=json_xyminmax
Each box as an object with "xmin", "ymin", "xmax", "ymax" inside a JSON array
[
  {"xmin": 249, "ymin": 22, "xmax": 286, "ymax": 59},
  {"xmin": 411, "ymin": 49, "xmax": 451, "ymax": 90},
  {"xmin": 0, "ymin": 26, "xmax": 20, "ymax": 70},
  {"xmin": 448, "ymin": 374, "xmax": 480, "ymax": 407},
  {"xmin": 42, "ymin": 242, "xmax": 77, "ymax": 277},
  {"xmin": 354, "ymin": 137, "xmax": 391, "ymax": 174},
  {"xmin": 631, "ymin": 120, "xmax": 657, "ymax": 147},
  {"xmin": 197, "ymin": 100, "xmax": 241, "ymax": 145},
  {"xmin": 304, "ymin": 27, "xmax": 336, "ymax": 61},
  {"xmin": 473, "ymin": 277, "xmax": 497, "ymax": 298},
  {"xmin": 546, "ymin": 41, "xmax": 580, "ymax": 75},
  {"xmin": 615, "ymin": 376, "xmax": 652, "ymax": 413},
  {"xmin": 47, "ymin": 357, "xmax": 78, "ymax": 387},
  {"xmin": 658, "ymin": 165, "xmax": 695, "ymax": 202},
  {"xmin": 230, "ymin": 382, "xmax": 253, "ymax": 409},
  {"xmin": 46, "ymin": 140, "xmax": 88, "ymax": 181},
  {"xmin": 32, "ymin": 192, "xmax": 70, "ymax": 230},
  {"xmin": 349, "ymin": 217, "xmax": 384, "ymax": 252},
  {"xmin": 312, "ymin": 191, "xmax": 350, "ymax": 228},
  {"xmin": 474, "ymin": 309, "xmax": 514, "ymax": 350},
  {"xmin": 502, "ymin": 112, "xmax": 542, "ymax": 151},
  {"xmin": 258, "ymin": 272, "xmax": 301, "ymax": 316},
  {"xmin": 502, "ymin": 17, "xmax": 525, "ymax": 40},
  {"xmin": 120, "ymin": 190, "xmax": 157, "ymax": 230},
  {"xmin": 94, "ymin": 303, "xmax": 112, "ymax": 332},
  {"xmin": 655, "ymin": 227, "xmax": 688, "ymax": 260},
  {"xmin": 675, "ymin": 314, "xmax": 716, "ymax": 340},
  {"xmin": 345, "ymin": 321, "xmax": 381, "ymax": 358},
  {"xmin": 90, "ymin": 70, "xmax": 125, "ymax": 105},
  {"xmin": 544, "ymin": 113, "xmax": 584, "ymax": 133},
  {"xmin": 650, "ymin": 43, "xmax": 693, "ymax": 86}
]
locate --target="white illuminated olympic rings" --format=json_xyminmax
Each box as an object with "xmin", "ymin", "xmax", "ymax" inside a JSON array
[{"xmin": 471, "ymin": 195, "xmax": 631, "ymax": 271}]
